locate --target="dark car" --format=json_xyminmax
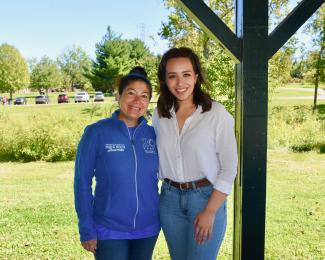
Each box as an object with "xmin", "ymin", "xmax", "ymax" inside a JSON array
[
  {"xmin": 14, "ymin": 97, "xmax": 27, "ymax": 105},
  {"xmin": 35, "ymin": 95, "xmax": 49, "ymax": 104},
  {"xmin": 58, "ymin": 93, "xmax": 69, "ymax": 103}
]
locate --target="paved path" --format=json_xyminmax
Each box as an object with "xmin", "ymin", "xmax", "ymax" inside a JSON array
[
  {"xmin": 279, "ymin": 87, "xmax": 325, "ymax": 93},
  {"xmin": 277, "ymin": 87, "xmax": 325, "ymax": 100}
]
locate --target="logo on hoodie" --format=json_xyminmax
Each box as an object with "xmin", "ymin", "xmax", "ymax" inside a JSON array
[
  {"xmin": 142, "ymin": 138, "xmax": 157, "ymax": 154},
  {"xmin": 105, "ymin": 144, "xmax": 126, "ymax": 152}
]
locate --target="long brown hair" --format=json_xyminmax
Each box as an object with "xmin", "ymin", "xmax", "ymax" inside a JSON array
[{"xmin": 157, "ymin": 47, "xmax": 212, "ymax": 118}]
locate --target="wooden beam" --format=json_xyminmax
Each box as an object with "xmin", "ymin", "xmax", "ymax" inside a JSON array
[
  {"xmin": 234, "ymin": 0, "xmax": 268, "ymax": 258},
  {"xmin": 268, "ymin": 0, "xmax": 324, "ymax": 59},
  {"xmin": 176, "ymin": 0, "xmax": 242, "ymax": 63}
]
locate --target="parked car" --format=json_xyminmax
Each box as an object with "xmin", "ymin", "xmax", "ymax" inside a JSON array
[
  {"xmin": 14, "ymin": 97, "xmax": 27, "ymax": 105},
  {"xmin": 94, "ymin": 91, "xmax": 105, "ymax": 102},
  {"xmin": 35, "ymin": 95, "xmax": 49, "ymax": 104},
  {"xmin": 74, "ymin": 92, "xmax": 89, "ymax": 103},
  {"xmin": 58, "ymin": 93, "xmax": 69, "ymax": 103}
]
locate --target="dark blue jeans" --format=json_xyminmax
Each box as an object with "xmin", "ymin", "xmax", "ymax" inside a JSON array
[{"xmin": 94, "ymin": 235, "xmax": 158, "ymax": 260}]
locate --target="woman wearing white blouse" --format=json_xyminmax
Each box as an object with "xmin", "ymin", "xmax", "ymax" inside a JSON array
[{"xmin": 153, "ymin": 47, "xmax": 238, "ymax": 260}]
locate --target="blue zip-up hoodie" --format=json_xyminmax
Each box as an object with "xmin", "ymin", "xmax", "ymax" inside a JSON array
[{"xmin": 74, "ymin": 110, "xmax": 160, "ymax": 242}]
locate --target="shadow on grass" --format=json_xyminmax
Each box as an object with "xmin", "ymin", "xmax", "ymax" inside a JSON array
[
  {"xmin": 313, "ymin": 104, "xmax": 324, "ymax": 153},
  {"xmin": 315, "ymin": 104, "xmax": 325, "ymax": 118}
]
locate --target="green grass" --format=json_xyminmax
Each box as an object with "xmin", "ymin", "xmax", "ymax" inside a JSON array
[
  {"xmin": 284, "ymin": 82, "xmax": 325, "ymax": 89},
  {"xmin": 269, "ymin": 99, "xmax": 325, "ymax": 107},
  {"xmin": 265, "ymin": 150, "xmax": 325, "ymax": 259},
  {"xmin": 1, "ymin": 101, "xmax": 115, "ymax": 120},
  {"xmin": 0, "ymin": 100, "xmax": 156, "ymax": 131},
  {"xmin": 0, "ymin": 150, "xmax": 324, "ymax": 259},
  {"xmin": 1, "ymin": 85, "xmax": 323, "ymax": 110},
  {"xmin": 0, "ymin": 86, "xmax": 323, "ymax": 258},
  {"xmin": 275, "ymin": 89, "xmax": 314, "ymax": 97},
  {"xmin": 269, "ymin": 83, "xmax": 325, "ymax": 107}
]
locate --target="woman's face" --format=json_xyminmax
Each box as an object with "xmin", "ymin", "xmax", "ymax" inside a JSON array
[
  {"xmin": 165, "ymin": 57, "xmax": 198, "ymax": 104},
  {"xmin": 117, "ymin": 80, "xmax": 150, "ymax": 127}
]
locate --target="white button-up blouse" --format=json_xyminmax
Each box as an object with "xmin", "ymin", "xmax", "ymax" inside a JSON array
[{"xmin": 152, "ymin": 102, "xmax": 238, "ymax": 195}]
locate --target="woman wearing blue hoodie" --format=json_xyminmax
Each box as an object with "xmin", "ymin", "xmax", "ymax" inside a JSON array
[{"xmin": 74, "ymin": 67, "xmax": 160, "ymax": 260}]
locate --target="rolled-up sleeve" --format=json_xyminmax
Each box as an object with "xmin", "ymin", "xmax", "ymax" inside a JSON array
[
  {"xmin": 213, "ymin": 113, "xmax": 238, "ymax": 195},
  {"xmin": 74, "ymin": 125, "xmax": 97, "ymax": 242}
]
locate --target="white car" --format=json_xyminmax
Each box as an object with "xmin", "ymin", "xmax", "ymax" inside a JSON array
[
  {"xmin": 94, "ymin": 91, "xmax": 105, "ymax": 102},
  {"xmin": 74, "ymin": 92, "xmax": 89, "ymax": 103}
]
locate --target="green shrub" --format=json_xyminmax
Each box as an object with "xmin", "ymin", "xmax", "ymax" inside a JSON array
[
  {"xmin": 268, "ymin": 106, "xmax": 324, "ymax": 153},
  {"xmin": 1, "ymin": 103, "xmax": 323, "ymax": 162},
  {"xmin": 0, "ymin": 102, "xmax": 155, "ymax": 162},
  {"xmin": 0, "ymin": 113, "xmax": 85, "ymax": 162}
]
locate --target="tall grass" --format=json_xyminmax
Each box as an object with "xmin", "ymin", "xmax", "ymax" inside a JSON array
[
  {"xmin": 0, "ymin": 103, "xmax": 116, "ymax": 162},
  {"xmin": 0, "ymin": 102, "xmax": 323, "ymax": 162},
  {"xmin": 0, "ymin": 102, "xmax": 155, "ymax": 162},
  {"xmin": 268, "ymin": 105, "xmax": 325, "ymax": 153},
  {"xmin": 0, "ymin": 112, "xmax": 83, "ymax": 162}
]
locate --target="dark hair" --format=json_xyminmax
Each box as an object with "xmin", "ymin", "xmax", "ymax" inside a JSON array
[
  {"xmin": 118, "ymin": 66, "xmax": 152, "ymax": 99},
  {"xmin": 157, "ymin": 47, "xmax": 212, "ymax": 118}
]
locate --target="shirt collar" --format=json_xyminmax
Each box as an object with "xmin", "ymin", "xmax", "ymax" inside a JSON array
[{"xmin": 170, "ymin": 105, "xmax": 202, "ymax": 117}]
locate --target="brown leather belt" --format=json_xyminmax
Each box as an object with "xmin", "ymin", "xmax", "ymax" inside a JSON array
[{"xmin": 164, "ymin": 178, "xmax": 211, "ymax": 190}]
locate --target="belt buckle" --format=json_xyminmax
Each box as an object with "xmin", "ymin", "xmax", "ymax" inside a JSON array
[{"xmin": 179, "ymin": 182, "xmax": 190, "ymax": 190}]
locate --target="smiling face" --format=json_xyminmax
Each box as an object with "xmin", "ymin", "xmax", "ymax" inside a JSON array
[
  {"xmin": 165, "ymin": 57, "xmax": 198, "ymax": 105},
  {"xmin": 117, "ymin": 80, "xmax": 150, "ymax": 127}
]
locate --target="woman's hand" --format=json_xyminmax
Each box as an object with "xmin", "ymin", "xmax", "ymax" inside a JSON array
[
  {"xmin": 193, "ymin": 189, "xmax": 227, "ymax": 245},
  {"xmin": 81, "ymin": 239, "xmax": 97, "ymax": 253},
  {"xmin": 194, "ymin": 209, "xmax": 215, "ymax": 244}
]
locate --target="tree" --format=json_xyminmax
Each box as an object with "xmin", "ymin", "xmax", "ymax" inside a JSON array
[
  {"xmin": 90, "ymin": 27, "xmax": 157, "ymax": 93},
  {"xmin": 290, "ymin": 43, "xmax": 308, "ymax": 80},
  {"xmin": 268, "ymin": 38, "xmax": 296, "ymax": 95},
  {"xmin": 27, "ymin": 57, "xmax": 38, "ymax": 73},
  {"xmin": 305, "ymin": 5, "xmax": 324, "ymax": 110},
  {"xmin": 0, "ymin": 43, "xmax": 30, "ymax": 99},
  {"xmin": 160, "ymin": 0, "xmax": 235, "ymax": 112},
  {"xmin": 128, "ymin": 39, "xmax": 160, "ymax": 93},
  {"xmin": 30, "ymin": 56, "xmax": 62, "ymax": 94},
  {"xmin": 57, "ymin": 45, "xmax": 92, "ymax": 91},
  {"xmin": 160, "ymin": 0, "xmax": 291, "ymax": 111}
]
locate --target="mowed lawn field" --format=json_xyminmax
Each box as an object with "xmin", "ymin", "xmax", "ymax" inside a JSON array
[
  {"xmin": 0, "ymin": 88, "xmax": 324, "ymax": 259},
  {"xmin": 0, "ymin": 150, "xmax": 324, "ymax": 259}
]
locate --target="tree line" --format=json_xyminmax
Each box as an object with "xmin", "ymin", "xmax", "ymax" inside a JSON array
[
  {"xmin": 160, "ymin": 0, "xmax": 324, "ymax": 111},
  {"xmin": 0, "ymin": 0, "xmax": 323, "ymax": 109},
  {"xmin": 0, "ymin": 26, "xmax": 158, "ymax": 100}
]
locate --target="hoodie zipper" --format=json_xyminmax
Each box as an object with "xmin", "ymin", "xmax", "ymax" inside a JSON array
[{"xmin": 124, "ymin": 121, "xmax": 143, "ymax": 230}]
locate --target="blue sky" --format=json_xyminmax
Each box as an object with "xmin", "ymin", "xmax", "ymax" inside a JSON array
[
  {"xmin": 0, "ymin": 0, "xmax": 316, "ymax": 61},
  {"xmin": 0, "ymin": 0, "xmax": 171, "ymax": 60}
]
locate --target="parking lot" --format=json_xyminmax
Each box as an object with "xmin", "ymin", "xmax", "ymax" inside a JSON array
[{"xmin": 0, "ymin": 91, "xmax": 116, "ymax": 106}]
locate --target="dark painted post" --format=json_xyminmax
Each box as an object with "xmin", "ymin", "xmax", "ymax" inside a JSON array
[{"xmin": 233, "ymin": 0, "xmax": 268, "ymax": 259}]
